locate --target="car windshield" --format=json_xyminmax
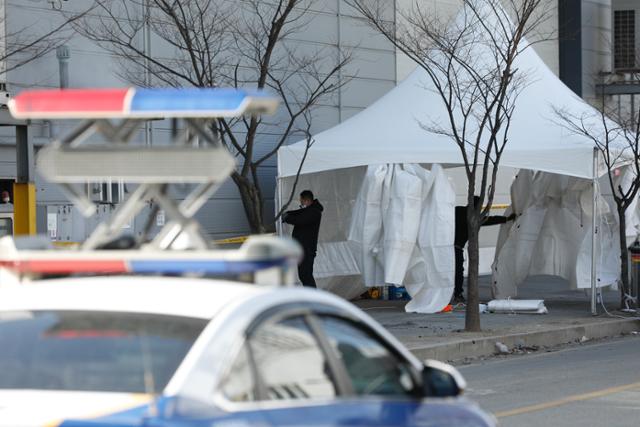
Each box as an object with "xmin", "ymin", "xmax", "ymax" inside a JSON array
[{"xmin": 0, "ymin": 310, "xmax": 207, "ymax": 393}]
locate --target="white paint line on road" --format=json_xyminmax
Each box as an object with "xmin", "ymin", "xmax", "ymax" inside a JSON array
[
  {"xmin": 465, "ymin": 388, "xmax": 496, "ymax": 396},
  {"xmin": 494, "ymin": 381, "xmax": 640, "ymax": 418}
]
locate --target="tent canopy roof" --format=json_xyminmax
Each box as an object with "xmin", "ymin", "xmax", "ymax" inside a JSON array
[{"xmin": 279, "ymin": 36, "xmax": 620, "ymax": 180}]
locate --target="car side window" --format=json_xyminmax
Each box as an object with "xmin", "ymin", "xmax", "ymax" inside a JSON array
[
  {"xmin": 219, "ymin": 345, "xmax": 254, "ymax": 402},
  {"xmin": 318, "ymin": 315, "xmax": 416, "ymax": 397},
  {"xmin": 249, "ymin": 316, "xmax": 337, "ymax": 400}
]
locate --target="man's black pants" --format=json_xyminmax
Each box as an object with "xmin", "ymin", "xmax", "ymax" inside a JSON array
[
  {"xmin": 298, "ymin": 253, "xmax": 317, "ymax": 288},
  {"xmin": 454, "ymin": 245, "xmax": 464, "ymax": 297}
]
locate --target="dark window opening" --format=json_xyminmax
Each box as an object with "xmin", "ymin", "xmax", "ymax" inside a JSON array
[{"xmin": 614, "ymin": 10, "xmax": 636, "ymax": 70}]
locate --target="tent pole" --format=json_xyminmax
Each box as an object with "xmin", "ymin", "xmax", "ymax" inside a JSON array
[
  {"xmin": 276, "ymin": 177, "xmax": 283, "ymax": 237},
  {"xmin": 591, "ymin": 147, "xmax": 598, "ymax": 315}
]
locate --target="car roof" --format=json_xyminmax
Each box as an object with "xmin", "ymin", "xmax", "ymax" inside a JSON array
[{"xmin": 0, "ymin": 276, "xmax": 270, "ymax": 320}]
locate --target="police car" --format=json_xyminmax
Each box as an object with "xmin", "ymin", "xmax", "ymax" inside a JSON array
[{"xmin": 0, "ymin": 235, "xmax": 496, "ymax": 427}]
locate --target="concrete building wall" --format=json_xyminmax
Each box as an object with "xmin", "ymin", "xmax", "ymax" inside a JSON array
[
  {"xmin": 582, "ymin": 0, "xmax": 613, "ymax": 102},
  {"xmin": 395, "ymin": 0, "xmax": 462, "ymax": 82},
  {"xmin": 395, "ymin": 0, "xmax": 560, "ymax": 82}
]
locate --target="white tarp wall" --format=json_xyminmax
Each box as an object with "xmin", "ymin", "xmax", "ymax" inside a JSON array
[
  {"xmin": 280, "ymin": 162, "xmax": 638, "ymax": 311},
  {"xmin": 618, "ymin": 167, "xmax": 640, "ymax": 241},
  {"xmin": 492, "ymin": 170, "xmax": 617, "ymax": 298},
  {"xmin": 279, "ymin": 164, "xmax": 456, "ymax": 313},
  {"xmin": 492, "ymin": 167, "xmax": 640, "ymax": 298},
  {"xmin": 349, "ymin": 164, "xmax": 455, "ymax": 313}
]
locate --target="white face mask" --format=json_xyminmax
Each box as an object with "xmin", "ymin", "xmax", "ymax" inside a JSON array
[{"xmin": 2, "ymin": 198, "xmax": 9, "ymax": 203}]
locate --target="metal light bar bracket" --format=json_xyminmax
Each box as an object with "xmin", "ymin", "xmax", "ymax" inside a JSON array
[
  {"xmin": 37, "ymin": 145, "xmax": 236, "ymax": 183},
  {"xmin": 54, "ymin": 117, "xmax": 233, "ymax": 250},
  {"xmin": 8, "ymin": 88, "xmax": 280, "ymax": 251}
]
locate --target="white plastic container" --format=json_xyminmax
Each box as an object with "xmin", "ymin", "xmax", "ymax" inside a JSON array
[{"xmin": 487, "ymin": 299, "xmax": 548, "ymax": 314}]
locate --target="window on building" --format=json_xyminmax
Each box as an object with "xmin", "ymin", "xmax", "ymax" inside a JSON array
[
  {"xmin": 0, "ymin": 217, "xmax": 13, "ymax": 237},
  {"xmin": 614, "ymin": 10, "xmax": 636, "ymax": 70},
  {"xmin": 86, "ymin": 181, "xmax": 125, "ymax": 204}
]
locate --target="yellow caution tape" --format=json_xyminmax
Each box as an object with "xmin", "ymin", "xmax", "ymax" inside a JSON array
[
  {"xmin": 50, "ymin": 235, "xmax": 257, "ymax": 247},
  {"xmin": 52, "ymin": 241, "xmax": 80, "ymax": 248},
  {"xmin": 214, "ymin": 234, "xmax": 279, "ymax": 245},
  {"xmin": 488, "ymin": 204, "xmax": 510, "ymax": 210},
  {"xmin": 214, "ymin": 235, "xmax": 250, "ymax": 245}
]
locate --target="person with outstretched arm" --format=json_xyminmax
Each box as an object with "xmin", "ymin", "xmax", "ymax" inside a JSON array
[
  {"xmin": 283, "ymin": 190, "xmax": 324, "ymax": 288},
  {"xmin": 453, "ymin": 196, "xmax": 516, "ymax": 304}
]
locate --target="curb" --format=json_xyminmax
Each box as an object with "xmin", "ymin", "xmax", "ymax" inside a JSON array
[{"xmin": 406, "ymin": 318, "xmax": 640, "ymax": 362}]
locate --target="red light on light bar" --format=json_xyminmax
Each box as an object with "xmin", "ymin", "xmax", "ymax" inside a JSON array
[
  {"xmin": 0, "ymin": 260, "xmax": 127, "ymax": 274},
  {"xmin": 10, "ymin": 89, "xmax": 130, "ymax": 118}
]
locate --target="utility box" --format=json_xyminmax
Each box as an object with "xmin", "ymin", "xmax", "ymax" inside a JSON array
[
  {"xmin": 43, "ymin": 205, "xmax": 82, "ymax": 242},
  {"xmin": 36, "ymin": 202, "xmax": 164, "ymax": 244},
  {"xmin": 0, "ymin": 205, "xmax": 13, "ymax": 237}
]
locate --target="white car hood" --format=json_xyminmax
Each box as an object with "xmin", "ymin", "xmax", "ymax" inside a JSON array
[{"xmin": 0, "ymin": 390, "xmax": 151, "ymax": 427}]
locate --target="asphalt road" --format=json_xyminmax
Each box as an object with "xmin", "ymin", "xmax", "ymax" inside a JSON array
[{"xmin": 458, "ymin": 336, "xmax": 640, "ymax": 427}]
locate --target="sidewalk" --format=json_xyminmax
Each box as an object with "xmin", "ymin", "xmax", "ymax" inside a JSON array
[{"xmin": 357, "ymin": 276, "xmax": 640, "ymax": 363}]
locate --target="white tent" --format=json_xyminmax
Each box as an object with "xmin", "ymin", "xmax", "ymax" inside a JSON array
[
  {"xmin": 278, "ymin": 44, "xmax": 611, "ymax": 180},
  {"xmin": 277, "ymin": 15, "xmax": 628, "ymax": 313}
]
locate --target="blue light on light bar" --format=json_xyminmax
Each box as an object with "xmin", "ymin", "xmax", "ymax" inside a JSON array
[
  {"xmin": 130, "ymin": 88, "xmax": 249, "ymax": 113},
  {"xmin": 129, "ymin": 259, "xmax": 286, "ymax": 275},
  {"xmin": 128, "ymin": 88, "xmax": 278, "ymax": 117}
]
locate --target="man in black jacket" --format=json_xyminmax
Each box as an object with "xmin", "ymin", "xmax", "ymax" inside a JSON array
[
  {"xmin": 453, "ymin": 196, "xmax": 516, "ymax": 304},
  {"xmin": 283, "ymin": 190, "xmax": 324, "ymax": 288}
]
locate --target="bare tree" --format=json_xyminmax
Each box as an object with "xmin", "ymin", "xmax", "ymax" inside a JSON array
[
  {"xmin": 73, "ymin": 0, "xmax": 350, "ymax": 233},
  {"xmin": 555, "ymin": 89, "xmax": 640, "ymax": 311},
  {"xmin": 348, "ymin": 0, "xmax": 551, "ymax": 331},
  {"xmin": 0, "ymin": 5, "xmax": 91, "ymax": 80}
]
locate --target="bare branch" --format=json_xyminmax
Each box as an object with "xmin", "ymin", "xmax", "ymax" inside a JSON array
[
  {"xmin": 75, "ymin": 0, "xmax": 351, "ymax": 233},
  {"xmin": 0, "ymin": 4, "xmax": 94, "ymax": 78}
]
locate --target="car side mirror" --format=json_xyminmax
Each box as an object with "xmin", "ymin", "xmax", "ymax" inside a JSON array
[{"xmin": 421, "ymin": 359, "xmax": 466, "ymax": 398}]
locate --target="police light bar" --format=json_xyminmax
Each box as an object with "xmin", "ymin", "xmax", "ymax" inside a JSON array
[
  {"xmin": 0, "ymin": 235, "xmax": 302, "ymax": 280},
  {"xmin": 8, "ymin": 87, "xmax": 279, "ymax": 120},
  {"xmin": 0, "ymin": 255, "xmax": 286, "ymax": 276},
  {"xmin": 37, "ymin": 144, "xmax": 236, "ymax": 183}
]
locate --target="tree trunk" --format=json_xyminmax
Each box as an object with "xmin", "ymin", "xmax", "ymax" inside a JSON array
[
  {"xmin": 233, "ymin": 174, "xmax": 266, "ymax": 234},
  {"xmin": 618, "ymin": 204, "xmax": 631, "ymax": 309},
  {"xmin": 465, "ymin": 210, "xmax": 481, "ymax": 332}
]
